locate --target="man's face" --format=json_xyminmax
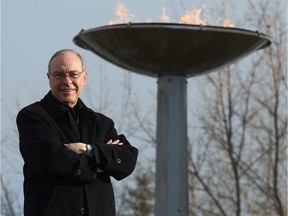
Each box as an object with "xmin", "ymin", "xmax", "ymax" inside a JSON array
[{"xmin": 48, "ymin": 52, "xmax": 87, "ymax": 108}]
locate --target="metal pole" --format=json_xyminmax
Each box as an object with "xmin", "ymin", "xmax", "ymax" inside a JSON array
[{"xmin": 155, "ymin": 75, "xmax": 188, "ymax": 216}]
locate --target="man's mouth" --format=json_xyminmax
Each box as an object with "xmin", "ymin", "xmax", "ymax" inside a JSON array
[{"xmin": 59, "ymin": 88, "xmax": 76, "ymax": 92}]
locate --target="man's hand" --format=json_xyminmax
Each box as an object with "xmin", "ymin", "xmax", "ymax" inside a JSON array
[
  {"xmin": 65, "ymin": 139, "xmax": 123, "ymax": 155},
  {"xmin": 65, "ymin": 140, "xmax": 123, "ymax": 174},
  {"xmin": 106, "ymin": 139, "xmax": 123, "ymax": 145},
  {"xmin": 64, "ymin": 142, "xmax": 86, "ymax": 154}
]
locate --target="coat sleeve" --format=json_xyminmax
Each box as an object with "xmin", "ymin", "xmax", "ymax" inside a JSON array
[
  {"xmin": 17, "ymin": 106, "xmax": 96, "ymax": 184},
  {"xmin": 93, "ymin": 119, "xmax": 138, "ymax": 181}
]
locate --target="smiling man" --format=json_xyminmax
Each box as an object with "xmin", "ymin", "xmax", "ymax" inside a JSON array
[
  {"xmin": 47, "ymin": 50, "xmax": 87, "ymax": 108},
  {"xmin": 16, "ymin": 49, "xmax": 138, "ymax": 216}
]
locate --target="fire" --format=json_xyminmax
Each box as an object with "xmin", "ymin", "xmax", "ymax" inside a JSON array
[
  {"xmin": 179, "ymin": 5, "xmax": 207, "ymax": 25},
  {"xmin": 160, "ymin": 7, "xmax": 170, "ymax": 23},
  {"xmin": 108, "ymin": 2, "xmax": 233, "ymax": 27},
  {"xmin": 223, "ymin": 18, "xmax": 234, "ymax": 27},
  {"xmin": 108, "ymin": 3, "xmax": 135, "ymax": 25}
]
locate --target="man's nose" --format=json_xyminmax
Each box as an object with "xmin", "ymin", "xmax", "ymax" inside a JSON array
[{"xmin": 62, "ymin": 74, "xmax": 73, "ymax": 82}]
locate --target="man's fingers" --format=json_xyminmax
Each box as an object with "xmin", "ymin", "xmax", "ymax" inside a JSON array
[
  {"xmin": 106, "ymin": 139, "xmax": 123, "ymax": 145},
  {"xmin": 111, "ymin": 139, "xmax": 120, "ymax": 144}
]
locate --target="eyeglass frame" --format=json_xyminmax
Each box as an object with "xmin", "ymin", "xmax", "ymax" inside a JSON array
[{"xmin": 47, "ymin": 70, "xmax": 86, "ymax": 80}]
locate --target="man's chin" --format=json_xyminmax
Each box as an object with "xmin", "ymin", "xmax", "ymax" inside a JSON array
[{"xmin": 59, "ymin": 96, "xmax": 76, "ymax": 107}]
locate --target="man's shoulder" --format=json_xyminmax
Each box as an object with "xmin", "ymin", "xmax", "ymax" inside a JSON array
[
  {"xmin": 18, "ymin": 102, "xmax": 43, "ymax": 114},
  {"xmin": 16, "ymin": 101, "xmax": 49, "ymax": 124},
  {"xmin": 17, "ymin": 102, "xmax": 49, "ymax": 121}
]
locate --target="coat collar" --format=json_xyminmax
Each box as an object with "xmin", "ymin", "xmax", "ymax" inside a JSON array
[
  {"xmin": 40, "ymin": 91, "xmax": 97, "ymax": 142},
  {"xmin": 41, "ymin": 91, "xmax": 85, "ymax": 119}
]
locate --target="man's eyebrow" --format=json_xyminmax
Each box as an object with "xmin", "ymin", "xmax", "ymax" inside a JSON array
[{"xmin": 53, "ymin": 70, "xmax": 81, "ymax": 73}]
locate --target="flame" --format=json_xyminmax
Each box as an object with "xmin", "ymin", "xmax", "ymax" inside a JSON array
[
  {"xmin": 160, "ymin": 7, "xmax": 170, "ymax": 23},
  {"xmin": 223, "ymin": 18, "xmax": 234, "ymax": 27},
  {"xmin": 179, "ymin": 5, "xmax": 207, "ymax": 25},
  {"xmin": 108, "ymin": 3, "xmax": 234, "ymax": 27},
  {"xmin": 108, "ymin": 3, "xmax": 135, "ymax": 25}
]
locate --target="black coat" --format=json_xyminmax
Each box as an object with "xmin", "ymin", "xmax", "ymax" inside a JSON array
[{"xmin": 16, "ymin": 91, "xmax": 138, "ymax": 216}]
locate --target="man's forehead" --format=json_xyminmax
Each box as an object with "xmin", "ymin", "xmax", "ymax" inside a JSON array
[{"xmin": 51, "ymin": 53, "xmax": 82, "ymax": 66}]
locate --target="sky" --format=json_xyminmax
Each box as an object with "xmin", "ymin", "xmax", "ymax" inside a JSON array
[
  {"xmin": 1, "ymin": 0, "xmax": 248, "ymax": 151},
  {"xmin": 1, "ymin": 0, "xmax": 248, "ymax": 107},
  {"xmin": 1, "ymin": 0, "xmax": 262, "ymax": 212},
  {"xmin": 1, "ymin": 0, "xmax": 249, "ymax": 138}
]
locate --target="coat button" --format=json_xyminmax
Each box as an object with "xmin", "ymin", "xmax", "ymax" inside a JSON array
[
  {"xmin": 77, "ymin": 169, "xmax": 82, "ymax": 175},
  {"xmin": 116, "ymin": 158, "xmax": 122, "ymax": 164},
  {"xmin": 79, "ymin": 207, "xmax": 85, "ymax": 214}
]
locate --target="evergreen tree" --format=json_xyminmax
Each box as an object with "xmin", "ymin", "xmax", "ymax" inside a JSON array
[{"xmin": 119, "ymin": 168, "xmax": 155, "ymax": 216}]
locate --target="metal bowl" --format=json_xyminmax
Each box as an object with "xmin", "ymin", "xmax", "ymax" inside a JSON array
[{"xmin": 74, "ymin": 23, "xmax": 271, "ymax": 77}]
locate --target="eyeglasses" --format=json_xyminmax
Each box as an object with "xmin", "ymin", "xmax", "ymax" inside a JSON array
[{"xmin": 48, "ymin": 71, "xmax": 85, "ymax": 80}]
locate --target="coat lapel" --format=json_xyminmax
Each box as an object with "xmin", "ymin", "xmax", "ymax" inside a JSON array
[
  {"xmin": 40, "ymin": 91, "xmax": 80, "ymax": 142},
  {"xmin": 78, "ymin": 106, "xmax": 98, "ymax": 144}
]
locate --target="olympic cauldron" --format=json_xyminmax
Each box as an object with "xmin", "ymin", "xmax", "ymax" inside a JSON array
[{"xmin": 73, "ymin": 23, "xmax": 271, "ymax": 216}]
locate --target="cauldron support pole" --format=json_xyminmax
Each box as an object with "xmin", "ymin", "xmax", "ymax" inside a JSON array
[{"xmin": 156, "ymin": 75, "xmax": 188, "ymax": 216}]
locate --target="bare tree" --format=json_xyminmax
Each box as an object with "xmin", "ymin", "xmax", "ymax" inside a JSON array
[
  {"xmin": 188, "ymin": 0, "xmax": 287, "ymax": 215},
  {"xmin": 1, "ymin": 175, "xmax": 22, "ymax": 216}
]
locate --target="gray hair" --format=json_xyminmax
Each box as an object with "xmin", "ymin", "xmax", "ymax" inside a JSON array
[{"xmin": 47, "ymin": 49, "xmax": 86, "ymax": 73}]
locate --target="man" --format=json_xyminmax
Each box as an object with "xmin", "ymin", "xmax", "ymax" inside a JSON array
[{"xmin": 16, "ymin": 49, "xmax": 138, "ymax": 216}]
